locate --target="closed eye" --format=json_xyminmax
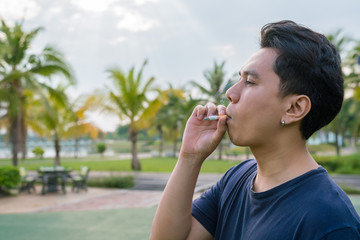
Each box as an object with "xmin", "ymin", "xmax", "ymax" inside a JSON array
[{"xmin": 245, "ymin": 80, "xmax": 255, "ymax": 85}]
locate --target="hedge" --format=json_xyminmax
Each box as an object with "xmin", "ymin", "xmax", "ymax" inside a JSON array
[
  {"xmin": 315, "ymin": 154, "xmax": 360, "ymax": 174},
  {"xmin": 0, "ymin": 166, "xmax": 21, "ymax": 191}
]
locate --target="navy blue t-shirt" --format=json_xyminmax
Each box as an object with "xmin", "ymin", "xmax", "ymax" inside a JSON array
[{"xmin": 192, "ymin": 159, "xmax": 360, "ymax": 239}]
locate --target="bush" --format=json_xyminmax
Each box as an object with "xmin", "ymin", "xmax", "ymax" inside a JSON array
[
  {"xmin": 96, "ymin": 143, "xmax": 106, "ymax": 156},
  {"xmin": 87, "ymin": 175, "xmax": 134, "ymax": 189},
  {"xmin": 32, "ymin": 146, "xmax": 45, "ymax": 158},
  {"xmin": 0, "ymin": 167, "xmax": 21, "ymax": 194},
  {"xmin": 315, "ymin": 154, "xmax": 360, "ymax": 174},
  {"xmin": 339, "ymin": 184, "xmax": 360, "ymax": 195}
]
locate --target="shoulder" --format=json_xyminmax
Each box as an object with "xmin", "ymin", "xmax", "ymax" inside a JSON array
[
  {"xmin": 299, "ymin": 171, "xmax": 360, "ymax": 237},
  {"xmin": 320, "ymin": 227, "xmax": 360, "ymax": 240},
  {"xmin": 221, "ymin": 159, "xmax": 257, "ymax": 183}
]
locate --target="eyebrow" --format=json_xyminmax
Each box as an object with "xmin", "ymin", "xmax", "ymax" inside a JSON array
[{"xmin": 239, "ymin": 70, "xmax": 260, "ymax": 80}]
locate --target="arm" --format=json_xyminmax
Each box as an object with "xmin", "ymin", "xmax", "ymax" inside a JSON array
[{"xmin": 150, "ymin": 104, "xmax": 227, "ymax": 240}]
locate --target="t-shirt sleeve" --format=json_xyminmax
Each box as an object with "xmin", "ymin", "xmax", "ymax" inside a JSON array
[
  {"xmin": 192, "ymin": 159, "xmax": 256, "ymax": 237},
  {"xmin": 192, "ymin": 180, "xmax": 222, "ymax": 236},
  {"xmin": 320, "ymin": 227, "xmax": 360, "ymax": 240}
]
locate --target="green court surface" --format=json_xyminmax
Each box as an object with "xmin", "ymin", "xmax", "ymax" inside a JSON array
[
  {"xmin": 0, "ymin": 207, "xmax": 157, "ymax": 240},
  {"xmin": 1, "ymin": 197, "xmax": 360, "ymax": 240},
  {"xmin": 351, "ymin": 195, "xmax": 360, "ymax": 213}
]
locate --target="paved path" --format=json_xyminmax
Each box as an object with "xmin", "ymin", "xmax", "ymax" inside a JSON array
[
  {"xmin": 1, "ymin": 171, "xmax": 359, "ymax": 214},
  {"xmin": 0, "ymin": 172, "xmax": 222, "ymax": 214}
]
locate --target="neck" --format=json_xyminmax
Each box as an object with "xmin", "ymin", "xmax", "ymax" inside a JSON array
[{"xmin": 251, "ymin": 136, "xmax": 318, "ymax": 192}]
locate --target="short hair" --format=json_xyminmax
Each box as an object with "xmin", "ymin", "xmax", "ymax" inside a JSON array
[{"xmin": 260, "ymin": 20, "xmax": 344, "ymax": 139}]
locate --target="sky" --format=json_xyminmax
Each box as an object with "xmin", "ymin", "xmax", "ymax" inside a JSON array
[{"xmin": 0, "ymin": 0, "xmax": 360, "ymax": 131}]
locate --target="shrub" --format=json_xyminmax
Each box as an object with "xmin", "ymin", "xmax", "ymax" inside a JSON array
[
  {"xmin": 32, "ymin": 146, "xmax": 45, "ymax": 158},
  {"xmin": 87, "ymin": 175, "xmax": 134, "ymax": 189},
  {"xmin": 0, "ymin": 167, "xmax": 21, "ymax": 194},
  {"xmin": 315, "ymin": 154, "xmax": 360, "ymax": 174},
  {"xmin": 339, "ymin": 184, "xmax": 360, "ymax": 195},
  {"xmin": 96, "ymin": 143, "xmax": 106, "ymax": 156}
]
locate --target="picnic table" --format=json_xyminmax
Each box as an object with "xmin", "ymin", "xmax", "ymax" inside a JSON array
[{"xmin": 38, "ymin": 166, "xmax": 71, "ymax": 195}]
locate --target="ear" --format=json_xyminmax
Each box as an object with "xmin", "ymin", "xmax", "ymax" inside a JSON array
[{"xmin": 282, "ymin": 95, "xmax": 311, "ymax": 125}]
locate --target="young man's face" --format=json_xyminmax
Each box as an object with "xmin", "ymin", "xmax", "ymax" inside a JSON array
[{"xmin": 225, "ymin": 48, "xmax": 286, "ymax": 147}]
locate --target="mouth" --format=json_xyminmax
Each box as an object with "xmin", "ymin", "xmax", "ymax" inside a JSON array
[{"xmin": 225, "ymin": 112, "xmax": 232, "ymax": 120}]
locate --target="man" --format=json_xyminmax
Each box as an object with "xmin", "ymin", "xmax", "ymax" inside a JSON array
[{"xmin": 150, "ymin": 20, "xmax": 360, "ymax": 239}]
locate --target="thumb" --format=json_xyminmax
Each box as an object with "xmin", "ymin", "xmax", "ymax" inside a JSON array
[{"xmin": 212, "ymin": 116, "xmax": 227, "ymax": 143}]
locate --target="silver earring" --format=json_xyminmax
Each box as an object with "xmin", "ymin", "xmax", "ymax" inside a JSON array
[{"xmin": 281, "ymin": 120, "xmax": 285, "ymax": 127}]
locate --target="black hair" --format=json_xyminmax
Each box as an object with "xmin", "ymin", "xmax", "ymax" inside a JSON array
[{"xmin": 260, "ymin": 20, "xmax": 344, "ymax": 139}]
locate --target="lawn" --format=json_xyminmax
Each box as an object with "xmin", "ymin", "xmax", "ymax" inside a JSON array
[{"xmin": 0, "ymin": 156, "xmax": 242, "ymax": 173}]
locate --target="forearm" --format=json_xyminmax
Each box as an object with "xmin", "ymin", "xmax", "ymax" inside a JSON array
[{"xmin": 150, "ymin": 155, "xmax": 203, "ymax": 240}]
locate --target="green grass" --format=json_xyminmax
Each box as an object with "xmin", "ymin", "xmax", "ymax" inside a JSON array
[
  {"xmin": 307, "ymin": 143, "xmax": 336, "ymax": 154},
  {"xmin": 0, "ymin": 157, "xmax": 242, "ymax": 173},
  {"xmin": 1, "ymin": 151, "xmax": 360, "ymax": 174},
  {"xmin": 314, "ymin": 153, "xmax": 360, "ymax": 174},
  {"xmin": 339, "ymin": 184, "xmax": 360, "ymax": 195},
  {"xmin": 87, "ymin": 175, "xmax": 135, "ymax": 189}
]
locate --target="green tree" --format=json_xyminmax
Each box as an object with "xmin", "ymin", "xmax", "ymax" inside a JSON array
[
  {"xmin": 190, "ymin": 60, "xmax": 229, "ymax": 104},
  {"xmin": 30, "ymin": 85, "xmax": 99, "ymax": 165},
  {"xmin": 96, "ymin": 143, "xmax": 106, "ymax": 156},
  {"xmin": 32, "ymin": 146, "xmax": 45, "ymax": 158},
  {"xmin": 326, "ymin": 30, "xmax": 353, "ymax": 155},
  {"xmin": 63, "ymin": 94, "xmax": 101, "ymax": 158},
  {"xmin": 153, "ymin": 87, "xmax": 199, "ymax": 157},
  {"xmin": 106, "ymin": 60, "xmax": 164, "ymax": 170},
  {"xmin": 0, "ymin": 19, "xmax": 74, "ymax": 166},
  {"xmin": 190, "ymin": 61, "xmax": 233, "ymax": 159}
]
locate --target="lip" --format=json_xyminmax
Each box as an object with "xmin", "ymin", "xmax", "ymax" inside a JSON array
[{"xmin": 225, "ymin": 110, "xmax": 232, "ymax": 120}]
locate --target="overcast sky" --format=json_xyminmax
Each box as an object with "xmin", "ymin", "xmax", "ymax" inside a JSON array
[{"xmin": 1, "ymin": 0, "xmax": 360, "ymax": 131}]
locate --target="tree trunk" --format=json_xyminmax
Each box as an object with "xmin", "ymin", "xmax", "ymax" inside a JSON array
[
  {"xmin": 54, "ymin": 134, "xmax": 61, "ymax": 166},
  {"xmin": 335, "ymin": 131, "xmax": 341, "ymax": 156},
  {"xmin": 218, "ymin": 141, "xmax": 223, "ymax": 160},
  {"xmin": 10, "ymin": 117, "xmax": 19, "ymax": 166},
  {"xmin": 130, "ymin": 130, "xmax": 141, "ymax": 170},
  {"xmin": 326, "ymin": 131, "xmax": 330, "ymax": 143},
  {"xmin": 74, "ymin": 138, "xmax": 79, "ymax": 158},
  {"xmin": 157, "ymin": 125, "xmax": 163, "ymax": 157},
  {"xmin": 19, "ymin": 102, "xmax": 27, "ymax": 160},
  {"xmin": 172, "ymin": 138, "xmax": 177, "ymax": 157},
  {"xmin": 10, "ymin": 79, "xmax": 23, "ymax": 166},
  {"xmin": 246, "ymin": 147, "xmax": 251, "ymax": 159}
]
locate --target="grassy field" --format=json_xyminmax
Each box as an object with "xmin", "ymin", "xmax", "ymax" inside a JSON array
[{"xmin": 0, "ymin": 156, "xmax": 242, "ymax": 173}]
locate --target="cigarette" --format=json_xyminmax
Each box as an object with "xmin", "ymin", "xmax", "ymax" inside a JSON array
[{"xmin": 203, "ymin": 114, "xmax": 227, "ymax": 120}]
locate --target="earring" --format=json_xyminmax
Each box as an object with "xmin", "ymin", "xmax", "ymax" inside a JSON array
[{"xmin": 281, "ymin": 120, "xmax": 285, "ymax": 127}]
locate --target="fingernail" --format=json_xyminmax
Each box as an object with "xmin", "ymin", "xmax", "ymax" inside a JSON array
[{"xmin": 198, "ymin": 114, "xmax": 203, "ymax": 120}]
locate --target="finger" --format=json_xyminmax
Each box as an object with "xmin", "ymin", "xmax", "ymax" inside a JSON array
[
  {"xmin": 217, "ymin": 105, "xmax": 226, "ymax": 116},
  {"xmin": 194, "ymin": 105, "xmax": 206, "ymax": 120},
  {"xmin": 205, "ymin": 102, "xmax": 217, "ymax": 116},
  {"xmin": 211, "ymin": 115, "xmax": 227, "ymax": 144}
]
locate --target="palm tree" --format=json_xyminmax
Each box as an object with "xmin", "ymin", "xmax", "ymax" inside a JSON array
[
  {"xmin": 0, "ymin": 19, "xmax": 74, "ymax": 166},
  {"xmin": 152, "ymin": 87, "xmax": 184, "ymax": 157},
  {"xmin": 190, "ymin": 61, "xmax": 233, "ymax": 159},
  {"xmin": 30, "ymin": 85, "xmax": 100, "ymax": 165},
  {"xmin": 153, "ymin": 87, "xmax": 199, "ymax": 157},
  {"xmin": 190, "ymin": 61, "xmax": 228, "ymax": 104},
  {"xmin": 106, "ymin": 60, "xmax": 163, "ymax": 170},
  {"xmin": 325, "ymin": 30, "xmax": 353, "ymax": 154},
  {"xmin": 62, "ymin": 94, "xmax": 102, "ymax": 158}
]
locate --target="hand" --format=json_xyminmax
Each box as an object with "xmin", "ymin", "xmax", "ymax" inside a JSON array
[{"xmin": 180, "ymin": 103, "xmax": 227, "ymax": 164}]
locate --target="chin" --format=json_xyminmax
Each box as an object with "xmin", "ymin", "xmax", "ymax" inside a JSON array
[{"xmin": 228, "ymin": 132, "xmax": 247, "ymax": 147}]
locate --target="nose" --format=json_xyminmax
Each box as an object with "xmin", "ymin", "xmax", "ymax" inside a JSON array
[{"xmin": 226, "ymin": 81, "xmax": 240, "ymax": 103}]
